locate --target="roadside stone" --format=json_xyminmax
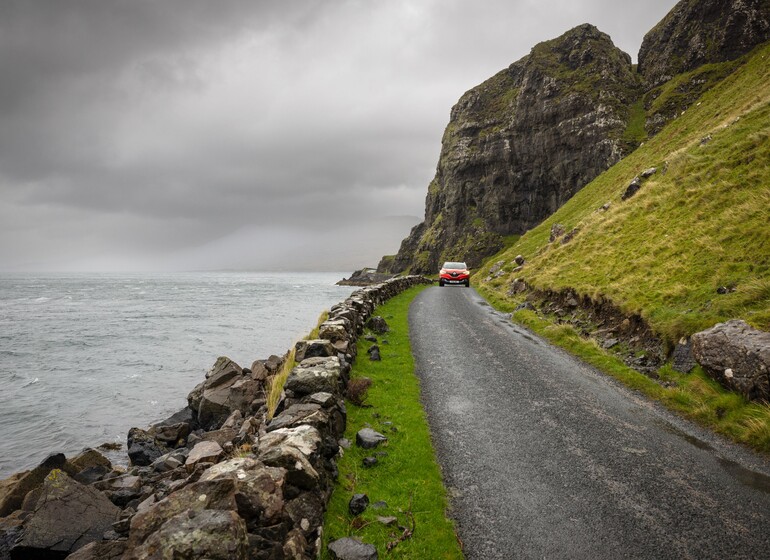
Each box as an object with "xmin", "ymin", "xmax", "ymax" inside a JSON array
[
  {"xmin": 514, "ymin": 254, "xmax": 525, "ymax": 265},
  {"xmin": 368, "ymin": 345, "xmax": 381, "ymax": 361},
  {"xmin": 602, "ymin": 338, "xmax": 619, "ymax": 349},
  {"xmin": 691, "ymin": 319, "xmax": 770, "ymax": 401},
  {"xmin": 672, "ymin": 338, "xmax": 696, "ymax": 373},
  {"xmin": 515, "ymin": 302, "xmax": 535, "ymax": 312},
  {"xmin": 377, "ymin": 516, "xmax": 397, "ymax": 526},
  {"xmin": 11, "ymin": 470, "xmax": 119, "ymax": 559},
  {"xmin": 508, "ymin": 278, "xmax": 529, "ymax": 296},
  {"xmin": 328, "ymin": 537, "xmax": 378, "ymax": 560},
  {"xmin": 363, "ymin": 457, "xmax": 378, "ymax": 468},
  {"xmin": 348, "ymin": 493, "xmax": 369, "ymax": 516},
  {"xmin": 356, "ymin": 428, "xmax": 387, "ymax": 449}
]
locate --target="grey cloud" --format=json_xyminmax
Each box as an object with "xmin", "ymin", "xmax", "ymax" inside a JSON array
[{"xmin": 0, "ymin": 0, "xmax": 679, "ymax": 272}]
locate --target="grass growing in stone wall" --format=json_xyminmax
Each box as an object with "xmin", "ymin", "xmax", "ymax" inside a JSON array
[
  {"xmin": 322, "ymin": 285, "xmax": 463, "ymax": 559},
  {"xmin": 266, "ymin": 311, "xmax": 330, "ymax": 420}
]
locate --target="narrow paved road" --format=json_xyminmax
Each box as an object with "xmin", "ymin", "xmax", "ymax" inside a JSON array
[{"xmin": 410, "ymin": 286, "xmax": 770, "ymax": 559}]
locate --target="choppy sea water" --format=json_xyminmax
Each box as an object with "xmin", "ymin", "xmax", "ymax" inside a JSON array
[{"xmin": 0, "ymin": 272, "xmax": 353, "ymax": 479}]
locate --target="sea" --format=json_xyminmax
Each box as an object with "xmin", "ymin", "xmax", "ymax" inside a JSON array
[{"xmin": 0, "ymin": 272, "xmax": 354, "ymax": 479}]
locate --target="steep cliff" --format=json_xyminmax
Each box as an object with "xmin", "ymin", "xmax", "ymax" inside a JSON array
[
  {"xmin": 380, "ymin": 24, "xmax": 640, "ymax": 274},
  {"xmin": 638, "ymin": 0, "xmax": 770, "ymax": 89},
  {"xmin": 381, "ymin": 0, "xmax": 770, "ymax": 275}
]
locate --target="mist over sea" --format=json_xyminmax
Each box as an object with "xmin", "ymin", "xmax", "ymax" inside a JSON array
[{"xmin": 0, "ymin": 272, "xmax": 353, "ymax": 479}]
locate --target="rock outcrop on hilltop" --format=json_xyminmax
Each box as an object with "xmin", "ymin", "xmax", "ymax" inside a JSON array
[
  {"xmin": 638, "ymin": 0, "xmax": 770, "ymax": 89},
  {"xmin": 379, "ymin": 24, "xmax": 640, "ymax": 274}
]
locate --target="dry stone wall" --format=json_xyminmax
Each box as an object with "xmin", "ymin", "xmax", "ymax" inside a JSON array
[{"xmin": 0, "ymin": 275, "xmax": 431, "ymax": 560}]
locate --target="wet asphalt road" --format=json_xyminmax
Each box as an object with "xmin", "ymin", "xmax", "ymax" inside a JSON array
[{"xmin": 409, "ymin": 286, "xmax": 770, "ymax": 560}]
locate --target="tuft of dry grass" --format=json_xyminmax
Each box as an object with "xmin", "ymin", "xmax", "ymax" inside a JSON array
[{"xmin": 266, "ymin": 348, "xmax": 296, "ymax": 420}]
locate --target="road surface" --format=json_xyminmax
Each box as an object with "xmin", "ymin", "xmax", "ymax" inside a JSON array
[{"xmin": 409, "ymin": 286, "xmax": 770, "ymax": 559}]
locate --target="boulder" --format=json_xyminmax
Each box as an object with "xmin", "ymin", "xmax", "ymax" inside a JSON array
[
  {"xmin": 348, "ymin": 493, "xmax": 369, "ymax": 516},
  {"xmin": 199, "ymin": 457, "xmax": 287, "ymax": 526},
  {"xmin": 0, "ymin": 453, "xmax": 67, "ymax": 517},
  {"xmin": 258, "ymin": 426, "xmax": 323, "ymax": 490},
  {"xmin": 355, "ymin": 429, "xmax": 387, "ymax": 449},
  {"xmin": 127, "ymin": 427, "xmax": 169, "ymax": 467},
  {"xmin": 284, "ymin": 357, "xmax": 342, "ymax": 396},
  {"xmin": 691, "ymin": 320, "xmax": 770, "ymax": 401},
  {"xmin": 267, "ymin": 403, "xmax": 329, "ymax": 433},
  {"xmin": 185, "ymin": 441, "xmax": 224, "ymax": 472},
  {"xmin": 10, "ymin": 470, "xmax": 119, "ymax": 558},
  {"xmin": 125, "ymin": 509, "xmax": 249, "ymax": 560},
  {"xmin": 318, "ymin": 320, "xmax": 349, "ymax": 343},
  {"xmin": 295, "ymin": 339, "xmax": 336, "ymax": 363},
  {"xmin": 328, "ymin": 537, "xmax": 378, "ymax": 560},
  {"xmin": 126, "ymin": 478, "xmax": 239, "ymax": 549},
  {"xmin": 621, "ymin": 176, "xmax": 642, "ymax": 200},
  {"xmin": 550, "ymin": 224, "xmax": 566, "ymax": 243}
]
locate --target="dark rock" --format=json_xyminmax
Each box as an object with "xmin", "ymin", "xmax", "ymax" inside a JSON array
[
  {"xmin": 267, "ymin": 403, "xmax": 328, "ymax": 433},
  {"xmin": 514, "ymin": 302, "xmax": 535, "ymax": 312},
  {"xmin": 367, "ymin": 316, "xmax": 390, "ymax": 334},
  {"xmin": 561, "ymin": 228, "xmax": 579, "ymax": 244},
  {"xmin": 621, "ymin": 177, "xmax": 642, "ymax": 200},
  {"xmin": 600, "ymin": 202, "xmax": 611, "ymax": 211},
  {"xmin": 368, "ymin": 346, "xmax": 381, "ymax": 361},
  {"xmin": 127, "ymin": 427, "xmax": 169, "ymax": 467},
  {"xmin": 337, "ymin": 268, "xmax": 396, "ymax": 286},
  {"xmin": 672, "ymin": 338, "xmax": 696, "ymax": 373},
  {"xmin": 364, "ymin": 334, "xmax": 377, "ymax": 342},
  {"xmin": 348, "ymin": 493, "xmax": 369, "ymax": 516},
  {"xmin": 508, "ymin": 279, "xmax": 529, "ymax": 296},
  {"xmin": 328, "ymin": 537, "xmax": 378, "ymax": 560},
  {"xmin": 294, "ymin": 339, "xmax": 336, "ymax": 363},
  {"xmin": 514, "ymin": 254, "xmax": 526, "ymax": 266},
  {"xmin": 151, "ymin": 422, "xmax": 191, "ymax": 447},
  {"xmin": 691, "ymin": 319, "xmax": 770, "ymax": 401},
  {"xmin": 362, "ymin": 457, "xmax": 378, "ymax": 468},
  {"xmin": 355, "ymin": 428, "xmax": 387, "ymax": 449},
  {"xmin": 10, "ymin": 470, "xmax": 119, "ymax": 559}
]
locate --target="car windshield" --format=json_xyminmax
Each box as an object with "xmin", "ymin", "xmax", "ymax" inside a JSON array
[{"xmin": 442, "ymin": 262, "xmax": 467, "ymax": 269}]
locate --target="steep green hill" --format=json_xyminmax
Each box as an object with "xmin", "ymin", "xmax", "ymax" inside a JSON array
[{"xmin": 476, "ymin": 41, "xmax": 770, "ymax": 345}]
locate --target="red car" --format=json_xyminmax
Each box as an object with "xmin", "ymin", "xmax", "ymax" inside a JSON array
[{"xmin": 439, "ymin": 261, "xmax": 470, "ymax": 287}]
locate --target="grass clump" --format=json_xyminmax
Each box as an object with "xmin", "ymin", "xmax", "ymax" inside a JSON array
[{"xmin": 322, "ymin": 285, "xmax": 462, "ymax": 559}]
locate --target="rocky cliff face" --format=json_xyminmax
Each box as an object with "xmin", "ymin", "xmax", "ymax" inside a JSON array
[
  {"xmin": 638, "ymin": 0, "xmax": 770, "ymax": 89},
  {"xmin": 380, "ymin": 24, "xmax": 639, "ymax": 274}
]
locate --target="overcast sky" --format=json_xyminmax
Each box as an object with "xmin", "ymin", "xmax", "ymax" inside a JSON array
[{"xmin": 0, "ymin": 0, "xmax": 679, "ymax": 272}]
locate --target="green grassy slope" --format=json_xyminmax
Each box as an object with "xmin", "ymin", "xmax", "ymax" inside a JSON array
[{"xmin": 476, "ymin": 42, "xmax": 770, "ymax": 344}]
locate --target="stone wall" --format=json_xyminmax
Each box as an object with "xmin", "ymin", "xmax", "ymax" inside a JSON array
[{"xmin": 0, "ymin": 275, "xmax": 431, "ymax": 560}]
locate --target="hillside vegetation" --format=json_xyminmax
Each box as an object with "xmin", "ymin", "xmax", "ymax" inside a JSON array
[{"xmin": 476, "ymin": 41, "xmax": 770, "ymax": 344}]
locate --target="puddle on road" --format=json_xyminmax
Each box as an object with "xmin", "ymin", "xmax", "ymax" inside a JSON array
[{"xmin": 660, "ymin": 421, "xmax": 770, "ymax": 494}]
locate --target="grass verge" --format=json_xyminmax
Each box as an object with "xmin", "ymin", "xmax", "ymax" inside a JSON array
[
  {"xmin": 478, "ymin": 282, "xmax": 770, "ymax": 454},
  {"xmin": 322, "ymin": 285, "xmax": 462, "ymax": 559}
]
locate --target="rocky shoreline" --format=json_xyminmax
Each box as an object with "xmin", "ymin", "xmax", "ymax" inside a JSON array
[{"xmin": 0, "ymin": 275, "xmax": 431, "ymax": 560}]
